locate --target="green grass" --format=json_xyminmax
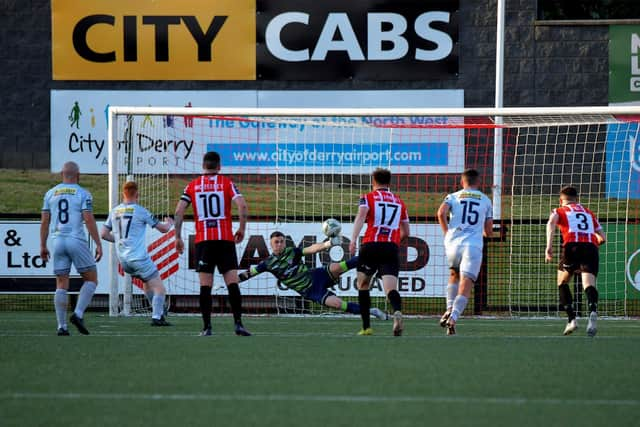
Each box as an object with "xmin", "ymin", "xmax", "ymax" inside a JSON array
[{"xmin": 1, "ymin": 313, "xmax": 639, "ymax": 427}]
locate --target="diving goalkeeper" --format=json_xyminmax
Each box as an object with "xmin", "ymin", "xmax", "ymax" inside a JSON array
[{"xmin": 239, "ymin": 231, "xmax": 387, "ymax": 320}]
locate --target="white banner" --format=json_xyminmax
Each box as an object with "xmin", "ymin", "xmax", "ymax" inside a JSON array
[
  {"xmin": 50, "ymin": 89, "xmax": 464, "ymax": 174},
  {"xmin": 1, "ymin": 221, "xmax": 448, "ymax": 298}
]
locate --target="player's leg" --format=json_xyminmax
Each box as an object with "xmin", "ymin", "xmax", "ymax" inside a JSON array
[
  {"xmin": 52, "ymin": 239, "xmax": 72, "ymax": 335},
  {"xmin": 195, "ymin": 242, "xmax": 214, "ymax": 335},
  {"xmin": 67, "ymin": 240, "xmax": 97, "ymax": 335},
  {"xmin": 146, "ymin": 276, "xmax": 171, "ymax": 326},
  {"xmin": 355, "ymin": 244, "xmax": 375, "ymax": 335},
  {"xmin": 217, "ymin": 241, "xmax": 250, "ymax": 336},
  {"xmin": 447, "ymin": 247, "xmax": 482, "ymax": 335},
  {"xmin": 557, "ymin": 269, "xmax": 578, "ymax": 335},
  {"xmin": 381, "ymin": 274, "xmax": 403, "ymax": 336},
  {"xmin": 327, "ymin": 256, "xmax": 358, "ymax": 280},
  {"xmin": 441, "ymin": 269, "xmax": 460, "ymax": 327},
  {"xmin": 582, "ymin": 272, "xmax": 598, "ymax": 337}
]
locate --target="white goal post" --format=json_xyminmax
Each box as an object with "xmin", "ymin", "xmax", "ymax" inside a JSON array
[{"xmin": 106, "ymin": 105, "xmax": 640, "ymax": 318}]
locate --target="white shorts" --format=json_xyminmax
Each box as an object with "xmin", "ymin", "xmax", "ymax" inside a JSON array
[
  {"xmin": 446, "ymin": 245, "xmax": 483, "ymax": 281},
  {"xmin": 119, "ymin": 257, "xmax": 159, "ymax": 283},
  {"xmin": 52, "ymin": 237, "xmax": 96, "ymax": 276}
]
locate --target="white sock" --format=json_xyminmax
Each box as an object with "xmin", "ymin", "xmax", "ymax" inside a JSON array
[
  {"xmin": 152, "ymin": 294, "xmax": 165, "ymax": 320},
  {"xmin": 145, "ymin": 289, "xmax": 154, "ymax": 307},
  {"xmin": 450, "ymin": 295, "xmax": 469, "ymax": 322},
  {"xmin": 446, "ymin": 282, "xmax": 459, "ymax": 310},
  {"xmin": 74, "ymin": 281, "xmax": 97, "ymax": 318},
  {"xmin": 54, "ymin": 289, "xmax": 68, "ymax": 329}
]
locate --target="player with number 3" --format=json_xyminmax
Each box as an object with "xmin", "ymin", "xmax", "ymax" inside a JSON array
[
  {"xmin": 545, "ymin": 186, "xmax": 606, "ymax": 337},
  {"xmin": 437, "ymin": 169, "xmax": 493, "ymax": 335}
]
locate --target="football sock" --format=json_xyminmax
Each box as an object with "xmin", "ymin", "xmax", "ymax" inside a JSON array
[
  {"xmin": 387, "ymin": 289, "xmax": 402, "ymax": 313},
  {"xmin": 450, "ymin": 295, "xmax": 469, "ymax": 322},
  {"xmin": 558, "ymin": 283, "xmax": 575, "ymax": 321},
  {"xmin": 227, "ymin": 282, "xmax": 243, "ymax": 324},
  {"xmin": 358, "ymin": 289, "xmax": 371, "ymax": 329},
  {"xmin": 74, "ymin": 281, "xmax": 97, "ymax": 318},
  {"xmin": 585, "ymin": 286, "xmax": 598, "ymax": 313},
  {"xmin": 199, "ymin": 286, "xmax": 212, "ymax": 329},
  {"xmin": 151, "ymin": 294, "xmax": 164, "ymax": 320},
  {"xmin": 145, "ymin": 289, "xmax": 154, "ymax": 307},
  {"xmin": 54, "ymin": 289, "xmax": 68, "ymax": 328},
  {"xmin": 446, "ymin": 282, "xmax": 459, "ymax": 310}
]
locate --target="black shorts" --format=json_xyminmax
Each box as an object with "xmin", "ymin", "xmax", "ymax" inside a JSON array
[
  {"xmin": 195, "ymin": 240, "xmax": 238, "ymax": 274},
  {"xmin": 559, "ymin": 242, "xmax": 599, "ymax": 276},
  {"xmin": 357, "ymin": 242, "xmax": 400, "ymax": 277}
]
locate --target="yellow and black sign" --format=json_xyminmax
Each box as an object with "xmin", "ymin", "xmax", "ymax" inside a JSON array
[{"xmin": 52, "ymin": 0, "xmax": 256, "ymax": 80}]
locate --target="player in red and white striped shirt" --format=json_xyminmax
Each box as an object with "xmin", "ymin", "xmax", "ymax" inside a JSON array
[
  {"xmin": 350, "ymin": 168, "xmax": 409, "ymax": 336},
  {"xmin": 545, "ymin": 186, "xmax": 606, "ymax": 337},
  {"xmin": 174, "ymin": 152, "xmax": 251, "ymax": 336}
]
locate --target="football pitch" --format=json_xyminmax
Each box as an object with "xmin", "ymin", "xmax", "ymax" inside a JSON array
[{"xmin": 1, "ymin": 313, "xmax": 639, "ymax": 427}]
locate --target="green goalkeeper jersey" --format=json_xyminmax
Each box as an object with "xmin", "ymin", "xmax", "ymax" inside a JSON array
[{"xmin": 252, "ymin": 247, "xmax": 313, "ymax": 293}]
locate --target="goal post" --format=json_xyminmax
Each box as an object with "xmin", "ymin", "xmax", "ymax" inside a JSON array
[{"xmin": 106, "ymin": 105, "xmax": 640, "ymax": 318}]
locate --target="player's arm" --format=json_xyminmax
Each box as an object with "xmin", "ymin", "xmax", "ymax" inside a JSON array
[
  {"xmin": 349, "ymin": 205, "xmax": 368, "ymax": 255},
  {"xmin": 595, "ymin": 228, "xmax": 606, "ymax": 245},
  {"xmin": 545, "ymin": 211, "xmax": 559, "ymax": 262},
  {"xmin": 238, "ymin": 263, "xmax": 265, "ymax": 282},
  {"xmin": 436, "ymin": 202, "xmax": 450, "ymax": 235},
  {"xmin": 83, "ymin": 210, "xmax": 103, "ymax": 262},
  {"xmin": 399, "ymin": 220, "xmax": 410, "ymax": 243},
  {"xmin": 40, "ymin": 210, "xmax": 51, "ymax": 262},
  {"xmin": 233, "ymin": 195, "xmax": 248, "ymax": 244},
  {"xmin": 100, "ymin": 224, "xmax": 115, "ymax": 242},
  {"xmin": 154, "ymin": 216, "xmax": 174, "ymax": 234},
  {"xmin": 174, "ymin": 199, "xmax": 188, "ymax": 254},
  {"xmin": 302, "ymin": 237, "xmax": 341, "ymax": 255},
  {"xmin": 483, "ymin": 217, "xmax": 494, "ymax": 238}
]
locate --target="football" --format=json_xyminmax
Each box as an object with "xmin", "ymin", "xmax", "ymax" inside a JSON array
[{"xmin": 322, "ymin": 218, "xmax": 342, "ymax": 237}]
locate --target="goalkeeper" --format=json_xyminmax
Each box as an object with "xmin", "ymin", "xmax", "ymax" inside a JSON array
[{"xmin": 239, "ymin": 231, "xmax": 387, "ymax": 320}]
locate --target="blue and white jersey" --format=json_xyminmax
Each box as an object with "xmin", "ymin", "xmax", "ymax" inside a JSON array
[
  {"xmin": 442, "ymin": 189, "xmax": 492, "ymax": 249},
  {"xmin": 104, "ymin": 203, "xmax": 159, "ymax": 262},
  {"xmin": 42, "ymin": 183, "xmax": 94, "ymax": 241}
]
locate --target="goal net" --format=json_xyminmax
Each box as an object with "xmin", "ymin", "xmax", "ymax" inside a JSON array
[{"xmin": 106, "ymin": 106, "xmax": 640, "ymax": 318}]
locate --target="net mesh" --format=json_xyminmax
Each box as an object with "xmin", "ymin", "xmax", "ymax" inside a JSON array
[{"xmin": 106, "ymin": 111, "xmax": 640, "ymax": 318}]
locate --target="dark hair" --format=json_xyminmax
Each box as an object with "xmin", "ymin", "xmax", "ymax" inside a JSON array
[
  {"xmin": 203, "ymin": 151, "xmax": 220, "ymax": 170},
  {"xmin": 270, "ymin": 231, "xmax": 285, "ymax": 239},
  {"xmin": 560, "ymin": 186, "xmax": 578, "ymax": 199},
  {"xmin": 372, "ymin": 168, "xmax": 391, "ymax": 185},
  {"xmin": 462, "ymin": 168, "xmax": 479, "ymax": 185}
]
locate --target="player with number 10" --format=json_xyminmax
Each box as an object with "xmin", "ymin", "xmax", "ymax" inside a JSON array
[{"xmin": 174, "ymin": 151, "xmax": 251, "ymax": 337}]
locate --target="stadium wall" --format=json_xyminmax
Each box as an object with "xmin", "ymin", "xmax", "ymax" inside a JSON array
[{"xmin": 0, "ymin": 0, "xmax": 610, "ymax": 169}]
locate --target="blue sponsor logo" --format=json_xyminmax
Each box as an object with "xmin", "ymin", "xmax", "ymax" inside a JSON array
[{"xmin": 606, "ymin": 122, "xmax": 640, "ymax": 199}]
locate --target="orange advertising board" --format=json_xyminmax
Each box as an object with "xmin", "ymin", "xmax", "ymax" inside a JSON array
[{"xmin": 52, "ymin": 0, "xmax": 255, "ymax": 80}]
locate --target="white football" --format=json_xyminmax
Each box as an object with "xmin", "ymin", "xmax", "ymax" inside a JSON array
[{"xmin": 322, "ymin": 218, "xmax": 342, "ymax": 237}]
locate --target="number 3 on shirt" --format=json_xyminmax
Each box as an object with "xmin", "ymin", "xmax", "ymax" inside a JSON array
[
  {"xmin": 196, "ymin": 191, "xmax": 225, "ymax": 220},
  {"xmin": 567, "ymin": 211, "xmax": 594, "ymax": 233},
  {"xmin": 374, "ymin": 202, "xmax": 401, "ymax": 229}
]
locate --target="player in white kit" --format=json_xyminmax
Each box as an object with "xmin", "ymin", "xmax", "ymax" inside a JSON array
[
  {"xmin": 40, "ymin": 161, "xmax": 103, "ymax": 336},
  {"xmin": 101, "ymin": 181, "xmax": 174, "ymax": 326},
  {"xmin": 436, "ymin": 169, "xmax": 493, "ymax": 335}
]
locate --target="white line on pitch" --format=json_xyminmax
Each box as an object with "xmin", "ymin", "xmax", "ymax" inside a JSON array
[{"xmin": 1, "ymin": 392, "xmax": 638, "ymax": 407}]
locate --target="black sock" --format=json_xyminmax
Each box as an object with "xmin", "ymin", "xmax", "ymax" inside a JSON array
[
  {"xmin": 387, "ymin": 289, "xmax": 402, "ymax": 313},
  {"xmin": 585, "ymin": 286, "xmax": 598, "ymax": 313},
  {"xmin": 558, "ymin": 283, "xmax": 575, "ymax": 321},
  {"xmin": 227, "ymin": 282, "xmax": 243, "ymax": 324},
  {"xmin": 200, "ymin": 286, "xmax": 212, "ymax": 329},
  {"xmin": 358, "ymin": 289, "xmax": 371, "ymax": 329}
]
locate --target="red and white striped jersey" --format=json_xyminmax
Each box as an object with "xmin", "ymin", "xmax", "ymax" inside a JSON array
[
  {"xmin": 359, "ymin": 188, "xmax": 409, "ymax": 245},
  {"xmin": 181, "ymin": 174, "xmax": 242, "ymax": 243},
  {"xmin": 553, "ymin": 203, "xmax": 602, "ymax": 246}
]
